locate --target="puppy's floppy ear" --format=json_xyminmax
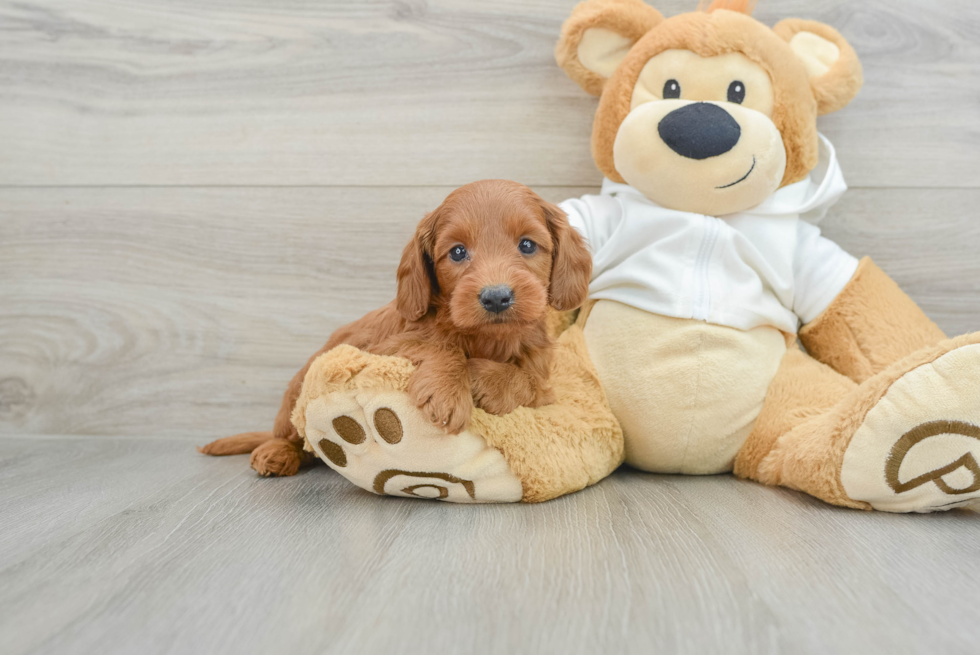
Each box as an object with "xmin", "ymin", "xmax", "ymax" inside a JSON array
[
  {"xmin": 540, "ymin": 200, "xmax": 592, "ymax": 312},
  {"xmin": 555, "ymin": 0, "xmax": 663, "ymax": 96},
  {"xmin": 774, "ymin": 19, "xmax": 863, "ymax": 115},
  {"xmin": 396, "ymin": 209, "xmax": 441, "ymax": 321}
]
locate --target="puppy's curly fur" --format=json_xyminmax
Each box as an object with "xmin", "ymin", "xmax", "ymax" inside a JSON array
[{"xmin": 200, "ymin": 180, "xmax": 592, "ymax": 476}]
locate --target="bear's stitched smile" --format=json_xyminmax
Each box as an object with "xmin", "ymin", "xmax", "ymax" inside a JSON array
[{"xmin": 716, "ymin": 156, "xmax": 756, "ymax": 189}]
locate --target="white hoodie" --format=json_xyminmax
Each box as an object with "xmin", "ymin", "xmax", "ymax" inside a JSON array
[{"xmin": 559, "ymin": 135, "xmax": 858, "ymax": 334}]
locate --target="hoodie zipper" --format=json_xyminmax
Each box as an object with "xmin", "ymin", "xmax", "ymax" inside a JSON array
[{"xmin": 691, "ymin": 215, "xmax": 720, "ymax": 321}]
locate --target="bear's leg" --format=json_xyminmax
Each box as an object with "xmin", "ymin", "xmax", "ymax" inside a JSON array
[
  {"xmin": 800, "ymin": 257, "xmax": 947, "ymax": 383},
  {"xmin": 734, "ymin": 348, "xmax": 860, "ymax": 506},
  {"xmin": 293, "ymin": 322, "xmax": 623, "ymax": 503},
  {"xmin": 736, "ymin": 334, "xmax": 980, "ymax": 512}
]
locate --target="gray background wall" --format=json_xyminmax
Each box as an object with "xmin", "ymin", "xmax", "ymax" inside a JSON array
[{"xmin": 3, "ymin": 0, "xmax": 978, "ymax": 441}]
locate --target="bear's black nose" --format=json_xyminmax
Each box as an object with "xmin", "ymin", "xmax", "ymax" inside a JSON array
[
  {"xmin": 658, "ymin": 102, "xmax": 741, "ymax": 160},
  {"xmin": 479, "ymin": 285, "xmax": 514, "ymax": 314}
]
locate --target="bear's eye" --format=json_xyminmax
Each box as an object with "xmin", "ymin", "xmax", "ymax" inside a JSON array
[
  {"xmin": 518, "ymin": 239, "xmax": 537, "ymax": 255},
  {"xmin": 727, "ymin": 81, "xmax": 745, "ymax": 104},
  {"xmin": 449, "ymin": 245, "xmax": 468, "ymax": 262},
  {"xmin": 663, "ymin": 79, "xmax": 681, "ymax": 99}
]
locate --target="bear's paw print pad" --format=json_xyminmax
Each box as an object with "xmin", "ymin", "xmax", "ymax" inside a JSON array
[
  {"xmin": 842, "ymin": 342, "xmax": 980, "ymax": 513},
  {"xmin": 302, "ymin": 389, "xmax": 523, "ymax": 503}
]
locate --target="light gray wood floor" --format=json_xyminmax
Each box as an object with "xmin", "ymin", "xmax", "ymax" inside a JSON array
[
  {"xmin": 2, "ymin": 437, "xmax": 979, "ymax": 655},
  {"xmin": 1, "ymin": 1, "xmax": 979, "ymax": 653}
]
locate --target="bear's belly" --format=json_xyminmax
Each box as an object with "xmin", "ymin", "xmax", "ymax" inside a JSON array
[{"xmin": 582, "ymin": 300, "xmax": 787, "ymax": 474}]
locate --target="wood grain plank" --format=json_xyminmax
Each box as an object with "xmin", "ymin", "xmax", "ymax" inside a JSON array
[
  {"xmin": 1, "ymin": 0, "xmax": 977, "ymax": 188},
  {"xmin": 0, "ymin": 437, "xmax": 976, "ymax": 655},
  {"xmin": 2, "ymin": 186, "xmax": 978, "ymax": 439}
]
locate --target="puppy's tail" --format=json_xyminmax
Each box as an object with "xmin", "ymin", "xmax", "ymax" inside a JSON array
[{"xmin": 198, "ymin": 431, "xmax": 274, "ymax": 456}]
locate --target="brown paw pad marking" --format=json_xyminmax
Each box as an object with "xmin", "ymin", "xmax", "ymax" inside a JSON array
[
  {"xmin": 318, "ymin": 439, "xmax": 347, "ymax": 467},
  {"xmin": 373, "ymin": 470, "xmax": 475, "ymax": 501},
  {"xmin": 373, "ymin": 407, "xmax": 402, "ymax": 444},
  {"xmin": 886, "ymin": 420, "xmax": 980, "ymax": 495},
  {"xmin": 317, "ymin": 408, "xmax": 403, "ymax": 469},
  {"xmin": 332, "ymin": 416, "xmax": 365, "ymax": 444}
]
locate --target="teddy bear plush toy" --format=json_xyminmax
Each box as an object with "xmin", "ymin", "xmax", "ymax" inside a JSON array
[{"xmin": 275, "ymin": 0, "xmax": 980, "ymax": 512}]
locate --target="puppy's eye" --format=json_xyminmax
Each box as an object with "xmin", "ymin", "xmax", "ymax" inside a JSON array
[
  {"xmin": 518, "ymin": 239, "xmax": 537, "ymax": 255},
  {"xmin": 449, "ymin": 245, "xmax": 468, "ymax": 262},
  {"xmin": 663, "ymin": 79, "xmax": 681, "ymax": 99},
  {"xmin": 727, "ymin": 81, "xmax": 745, "ymax": 104}
]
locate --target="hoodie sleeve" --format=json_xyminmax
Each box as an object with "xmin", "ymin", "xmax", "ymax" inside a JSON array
[
  {"xmin": 793, "ymin": 220, "xmax": 859, "ymax": 325},
  {"xmin": 558, "ymin": 194, "xmax": 621, "ymax": 256}
]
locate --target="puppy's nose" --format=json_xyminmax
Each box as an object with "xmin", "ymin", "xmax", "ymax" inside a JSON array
[
  {"xmin": 479, "ymin": 285, "xmax": 514, "ymax": 314},
  {"xmin": 658, "ymin": 102, "xmax": 741, "ymax": 160}
]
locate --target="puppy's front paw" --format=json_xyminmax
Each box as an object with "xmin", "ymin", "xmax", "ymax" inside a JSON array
[
  {"xmin": 472, "ymin": 390, "xmax": 520, "ymax": 416},
  {"xmin": 422, "ymin": 391, "xmax": 473, "ymax": 434},
  {"xmin": 408, "ymin": 374, "xmax": 473, "ymax": 434},
  {"xmin": 468, "ymin": 359, "xmax": 534, "ymax": 415}
]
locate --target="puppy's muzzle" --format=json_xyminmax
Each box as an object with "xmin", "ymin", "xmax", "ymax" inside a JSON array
[{"xmin": 479, "ymin": 285, "xmax": 514, "ymax": 314}]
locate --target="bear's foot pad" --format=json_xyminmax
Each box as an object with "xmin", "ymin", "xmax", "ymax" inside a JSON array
[
  {"xmin": 842, "ymin": 341, "xmax": 980, "ymax": 513},
  {"xmin": 302, "ymin": 386, "xmax": 523, "ymax": 503}
]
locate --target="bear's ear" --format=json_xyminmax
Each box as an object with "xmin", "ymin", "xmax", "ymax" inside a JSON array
[
  {"xmin": 555, "ymin": 0, "xmax": 663, "ymax": 96},
  {"xmin": 774, "ymin": 19, "xmax": 863, "ymax": 115}
]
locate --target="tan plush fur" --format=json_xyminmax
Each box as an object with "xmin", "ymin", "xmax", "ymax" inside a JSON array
[
  {"xmin": 733, "ymin": 347, "xmax": 858, "ymax": 489},
  {"xmin": 291, "ymin": 315, "xmax": 624, "ymax": 503},
  {"xmin": 800, "ymin": 258, "xmax": 946, "ymax": 384},
  {"xmin": 773, "ymin": 19, "xmax": 863, "ymax": 115},
  {"xmin": 555, "ymin": 0, "xmax": 664, "ymax": 96},
  {"xmin": 700, "ymin": 0, "xmax": 756, "ymax": 12}
]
